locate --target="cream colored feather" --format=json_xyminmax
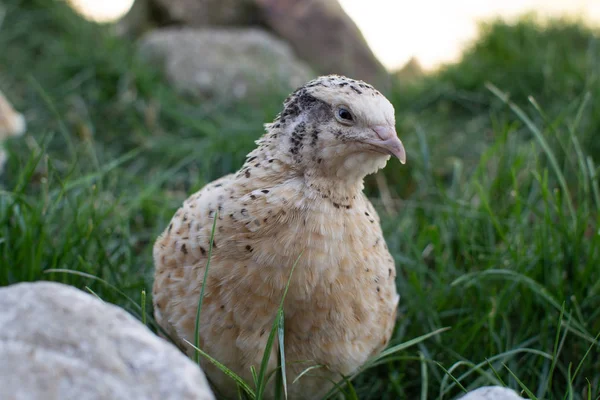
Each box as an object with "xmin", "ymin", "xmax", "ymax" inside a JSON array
[{"xmin": 153, "ymin": 75, "xmax": 405, "ymax": 399}]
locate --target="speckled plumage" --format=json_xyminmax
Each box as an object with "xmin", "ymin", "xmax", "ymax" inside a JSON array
[{"xmin": 153, "ymin": 75, "xmax": 405, "ymax": 399}]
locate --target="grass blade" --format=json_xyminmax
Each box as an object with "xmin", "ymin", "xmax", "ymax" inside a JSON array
[
  {"xmin": 141, "ymin": 289, "xmax": 147, "ymax": 326},
  {"xmin": 436, "ymin": 361, "xmax": 467, "ymax": 397},
  {"xmin": 292, "ymin": 365, "xmax": 325, "ymax": 385},
  {"xmin": 546, "ymin": 303, "xmax": 568, "ymax": 395},
  {"xmin": 420, "ymin": 351, "xmax": 428, "ymax": 400},
  {"xmin": 277, "ymin": 309, "xmax": 288, "ymax": 399},
  {"xmin": 45, "ymin": 269, "xmax": 140, "ymax": 312},
  {"xmin": 184, "ymin": 339, "xmax": 256, "ymax": 398},
  {"xmin": 486, "ymin": 82, "xmax": 576, "ymax": 223},
  {"xmin": 193, "ymin": 210, "xmax": 219, "ymax": 365},
  {"xmin": 570, "ymin": 330, "xmax": 600, "ymax": 384},
  {"xmin": 256, "ymin": 252, "xmax": 302, "ymax": 399},
  {"xmin": 370, "ymin": 327, "xmax": 450, "ymax": 364},
  {"xmin": 503, "ymin": 363, "xmax": 537, "ymax": 399}
]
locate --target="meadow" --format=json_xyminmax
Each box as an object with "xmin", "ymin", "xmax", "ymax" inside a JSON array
[{"xmin": 1, "ymin": 1, "xmax": 599, "ymax": 398}]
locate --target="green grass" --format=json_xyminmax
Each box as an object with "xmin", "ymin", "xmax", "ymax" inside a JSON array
[{"xmin": 1, "ymin": 1, "xmax": 599, "ymax": 399}]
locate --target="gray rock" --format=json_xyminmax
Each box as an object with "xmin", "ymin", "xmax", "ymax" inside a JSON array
[
  {"xmin": 137, "ymin": 27, "xmax": 313, "ymax": 101},
  {"xmin": 0, "ymin": 281, "xmax": 215, "ymax": 400},
  {"xmin": 459, "ymin": 386, "xmax": 524, "ymax": 400},
  {"xmin": 120, "ymin": 0, "xmax": 388, "ymax": 90}
]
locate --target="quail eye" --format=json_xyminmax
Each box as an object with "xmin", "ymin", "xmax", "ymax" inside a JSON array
[{"xmin": 336, "ymin": 107, "xmax": 354, "ymax": 124}]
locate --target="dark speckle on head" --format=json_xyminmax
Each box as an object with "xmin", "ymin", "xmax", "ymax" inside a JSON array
[
  {"xmin": 350, "ymin": 85, "xmax": 362, "ymax": 95},
  {"xmin": 334, "ymin": 129, "xmax": 348, "ymax": 142},
  {"xmin": 292, "ymin": 122, "xmax": 306, "ymax": 138},
  {"xmin": 276, "ymin": 85, "xmax": 332, "ymax": 130},
  {"xmin": 310, "ymin": 128, "xmax": 320, "ymax": 146},
  {"xmin": 289, "ymin": 121, "xmax": 307, "ymax": 156}
]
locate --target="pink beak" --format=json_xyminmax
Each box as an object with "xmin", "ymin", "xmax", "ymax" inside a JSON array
[{"xmin": 366, "ymin": 125, "xmax": 406, "ymax": 164}]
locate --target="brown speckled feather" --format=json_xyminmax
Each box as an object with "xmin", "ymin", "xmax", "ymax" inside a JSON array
[{"xmin": 153, "ymin": 75, "xmax": 403, "ymax": 399}]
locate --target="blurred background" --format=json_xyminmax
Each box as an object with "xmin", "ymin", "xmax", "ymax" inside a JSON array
[
  {"xmin": 1, "ymin": 0, "xmax": 599, "ymax": 399},
  {"xmin": 70, "ymin": 0, "xmax": 600, "ymax": 70}
]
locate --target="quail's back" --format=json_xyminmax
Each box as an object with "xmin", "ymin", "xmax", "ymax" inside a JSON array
[{"xmin": 153, "ymin": 75, "xmax": 405, "ymax": 399}]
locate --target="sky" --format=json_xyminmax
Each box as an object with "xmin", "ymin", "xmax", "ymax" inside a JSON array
[{"xmin": 70, "ymin": 0, "xmax": 600, "ymax": 71}]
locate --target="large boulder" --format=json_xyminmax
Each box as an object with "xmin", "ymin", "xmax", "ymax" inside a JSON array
[
  {"xmin": 256, "ymin": 0, "xmax": 390, "ymax": 90},
  {"xmin": 119, "ymin": 0, "xmax": 389, "ymax": 90},
  {"xmin": 137, "ymin": 27, "xmax": 313, "ymax": 101},
  {"xmin": 0, "ymin": 281, "xmax": 215, "ymax": 400}
]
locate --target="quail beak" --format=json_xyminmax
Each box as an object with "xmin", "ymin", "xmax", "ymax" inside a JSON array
[{"xmin": 363, "ymin": 125, "xmax": 406, "ymax": 164}]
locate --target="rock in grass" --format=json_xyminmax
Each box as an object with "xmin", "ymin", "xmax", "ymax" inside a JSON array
[
  {"xmin": 459, "ymin": 386, "xmax": 524, "ymax": 399},
  {"xmin": 137, "ymin": 27, "xmax": 313, "ymax": 102},
  {"xmin": 120, "ymin": 0, "xmax": 388, "ymax": 89},
  {"xmin": 0, "ymin": 281, "xmax": 215, "ymax": 400},
  {"xmin": 0, "ymin": 88, "xmax": 26, "ymax": 174}
]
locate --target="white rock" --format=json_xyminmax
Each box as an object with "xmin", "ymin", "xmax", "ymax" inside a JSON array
[
  {"xmin": 459, "ymin": 386, "xmax": 524, "ymax": 400},
  {"xmin": 0, "ymin": 88, "xmax": 26, "ymax": 174},
  {"xmin": 0, "ymin": 89, "xmax": 26, "ymax": 139},
  {"xmin": 0, "ymin": 281, "xmax": 215, "ymax": 400}
]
